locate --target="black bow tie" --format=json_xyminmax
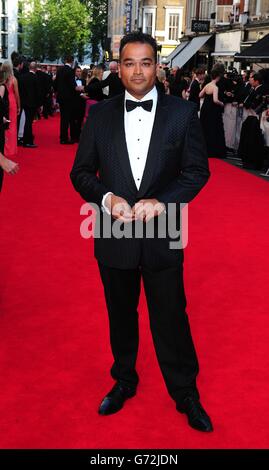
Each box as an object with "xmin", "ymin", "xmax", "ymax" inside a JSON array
[{"xmin": 126, "ymin": 99, "xmax": 153, "ymax": 112}]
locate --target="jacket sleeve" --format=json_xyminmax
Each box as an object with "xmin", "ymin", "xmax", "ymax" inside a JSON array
[
  {"xmin": 155, "ymin": 108, "xmax": 210, "ymax": 205},
  {"xmin": 70, "ymin": 106, "xmax": 110, "ymax": 206}
]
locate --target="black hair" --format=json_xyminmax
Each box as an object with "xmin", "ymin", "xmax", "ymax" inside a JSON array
[
  {"xmin": 252, "ymin": 72, "xmax": 263, "ymax": 84},
  {"xmin": 12, "ymin": 56, "xmax": 23, "ymax": 68},
  {"xmin": 195, "ymin": 67, "xmax": 206, "ymax": 76},
  {"xmin": 119, "ymin": 31, "xmax": 157, "ymax": 63},
  {"xmin": 211, "ymin": 69, "xmax": 221, "ymax": 80},
  {"xmin": 212, "ymin": 62, "xmax": 225, "ymax": 75},
  {"xmin": 64, "ymin": 55, "xmax": 74, "ymax": 64}
]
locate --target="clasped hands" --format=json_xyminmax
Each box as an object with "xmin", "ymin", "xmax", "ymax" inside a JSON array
[{"xmin": 106, "ymin": 194, "xmax": 165, "ymax": 223}]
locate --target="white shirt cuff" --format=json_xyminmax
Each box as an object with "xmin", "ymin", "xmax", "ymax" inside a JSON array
[{"xmin": 101, "ymin": 192, "xmax": 113, "ymax": 215}]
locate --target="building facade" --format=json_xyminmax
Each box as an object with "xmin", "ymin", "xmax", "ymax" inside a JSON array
[
  {"xmin": 138, "ymin": 0, "xmax": 186, "ymax": 59},
  {"xmin": 107, "ymin": 0, "xmax": 187, "ymax": 61},
  {"xmin": 171, "ymin": 0, "xmax": 269, "ymax": 70},
  {"xmin": 0, "ymin": 0, "xmax": 18, "ymax": 60}
]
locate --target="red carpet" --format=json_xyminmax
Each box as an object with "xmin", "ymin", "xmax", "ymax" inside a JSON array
[{"xmin": 0, "ymin": 115, "xmax": 269, "ymax": 449}]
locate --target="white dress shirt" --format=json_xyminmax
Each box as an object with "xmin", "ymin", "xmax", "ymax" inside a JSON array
[{"xmin": 102, "ymin": 86, "xmax": 158, "ymax": 212}]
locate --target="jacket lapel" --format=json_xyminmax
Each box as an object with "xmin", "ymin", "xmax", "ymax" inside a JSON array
[
  {"xmin": 112, "ymin": 94, "xmax": 138, "ymax": 196},
  {"xmin": 137, "ymin": 92, "xmax": 167, "ymax": 199}
]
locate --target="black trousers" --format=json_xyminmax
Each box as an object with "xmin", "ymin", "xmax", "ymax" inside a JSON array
[
  {"xmin": 98, "ymin": 262, "xmax": 199, "ymax": 404},
  {"xmin": 73, "ymin": 110, "xmax": 85, "ymax": 141},
  {"xmin": 59, "ymin": 101, "xmax": 76, "ymax": 142},
  {"xmin": 23, "ymin": 107, "xmax": 36, "ymax": 145}
]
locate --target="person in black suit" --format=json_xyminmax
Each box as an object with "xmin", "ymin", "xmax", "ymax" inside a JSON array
[
  {"xmin": 236, "ymin": 71, "xmax": 251, "ymax": 104},
  {"xmin": 85, "ymin": 62, "xmax": 125, "ymax": 99},
  {"xmin": 73, "ymin": 67, "xmax": 87, "ymax": 141},
  {"xmin": 188, "ymin": 68, "xmax": 205, "ymax": 110},
  {"xmin": 19, "ymin": 62, "xmax": 40, "ymax": 148},
  {"xmin": 55, "ymin": 56, "xmax": 79, "ymax": 144},
  {"xmin": 99, "ymin": 63, "xmax": 125, "ymax": 98},
  {"xmin": 70, "ymin": 32, "xmax": 212, "ymax": 432},
  {"xmin": 37, "ymin": 65, "xmax": 53, "ymax": 119},
  {"xmin": 247, "ymin": 72, "xmax": 266, "ymax": 115}
]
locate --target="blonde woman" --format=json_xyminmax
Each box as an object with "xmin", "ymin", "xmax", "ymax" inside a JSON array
[
  {"xmin": 0, "ymin": 69, "xmax": 19, "ymax": 191},
  {"xmin": 2, "ymin": 61, "xmax": 20, "ymax": 159},
  {"xmin": 85, "ymin": 66, "xmax": 105, "ymax": 101}
]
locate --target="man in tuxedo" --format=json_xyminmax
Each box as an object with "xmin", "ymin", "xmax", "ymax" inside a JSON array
[
  {"xmin": 85, "ymin": 61, "xmax": 125, "ymax": 99},
  {"xmin": 99, "ymin": 61, "xmax": 125, "ymax": 98},
  {"xmin": 55, "ymin": 56, "xmax": 80, "ymax": 144},
  {"xmin": 70, "ymin": 32, "xmax": 212, "ymax": 432},
  {"xmin": 188, "ymin": 67, "xmax": 205, "ymax": 110},
  {"xmin": 20, "ymin": 62, "xmax": 40, "ymax": 148},
  {"xmin": 248, "ymin": 72, "xmax": 266, "ymax": 115},
  {"xmin": 73, "ymin": 67, "xmax": 87, "ymax": 141}
]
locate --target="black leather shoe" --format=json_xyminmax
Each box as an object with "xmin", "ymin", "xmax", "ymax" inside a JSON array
[
  {"xmin": 98, "ymin": 382, "xmax": 136, "ymax": 415},
  {"xmin": 23, "ymin": 143, "xmax": 38, "ymax": 148},
  {"xmin": 60, "ymin": 140, "xmax": 74, "ymax": 145},
  {"xmin": 177, "ymin": 396, "xmax": 213, "ymax": 432}
]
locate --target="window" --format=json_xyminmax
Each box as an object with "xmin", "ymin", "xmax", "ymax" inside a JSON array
[
  {"xmin": 144, "ymin": 12, "xmax": 153, "ymax": 36},
  {"xmin": 165, "ymin": 8, "xmax": 183, "ymax": 43},
  {"xmin": 142, "ymin": 8, "xmax": 156, "ymax": 37},
  {"xmin": 216, "ymin": 5, "xmax": 233, "ymax": 24},
  {"xmin": 199, "ymin": 1, "xmax": 215, "ymax": 20},
  {"xmin": 168, "ymin": 14, "xmax": 179, "ymax": 41},
  {"xmin": 1, "ymin": 16, "xmax": 8, "ymax": 32},
  {"xmin": 1, "ymin": 33, "xmax": 8, "ymax": 58},
  {"xmin": 187, "ymin": 0, "xmax": 197, "ymax": 28},
  {"xmin": 1, "ymin": 0, "xmax": 7, "ymax": 15},
  {"xmin": 256, "ymin": 0, "xmax": 261, "ymax": 15}
]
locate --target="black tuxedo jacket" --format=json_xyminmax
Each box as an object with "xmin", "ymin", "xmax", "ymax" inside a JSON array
[
  {"xmin": 55, "ymin": 65, "xmax": 77, "ymax": 104},
  {"xmin": 36, "ymin": 70, "xmax": 53, "ymax": 101},
  {"xmin": 86, "ymin": 73, "xmax": 125, "ymax": 99},
  {"xmin": 101, "ymin": 72, "xmax": 125, "ymax": 98},
  {"xmin": 70, "ymin": 92, "xmax": 210, "ymax": 269},
  {"xmin": 75, "ymin": 78, "xmax": 86, "ymax": 107},
  {"xmin": 188, "ymin": 79, "xmax": 201, "ymax": 109},
  {"xmin": 20, "ymin": 72, "xmax": 41, "ymax": 109}
]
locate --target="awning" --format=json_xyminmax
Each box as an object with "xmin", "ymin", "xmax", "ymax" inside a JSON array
[
  {"xmin": 234, "ymin": 33, "xmax": 269, "ymax": 62},
  {"xmin": 211, "ymin": 52, "xmax": 237, "ymax": 56},
  {"xmin": 166, "ymin": 41, "xmax": 189, "ymax": 64},
  {"xmin": 213, "ymin": 31, "xmax": 241, "ymax": 58},
  {"xmin": 170, "ymin": 35, "xmax": 212, "ymax": 67}
]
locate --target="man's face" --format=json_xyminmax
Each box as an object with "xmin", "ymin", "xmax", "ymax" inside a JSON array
[
  {"xmin": 249, "ymin": 73, "xmax": 255, "ymax": 86},
  {"xmin": 52, "ymin": 66, "xmax": 57, "ymax": 74},
  {"xmin": 76, "ymin": 68, "xmax": 82, "ymax": 78},
  {"xmin": 119, "ymin": 42, "xmax": 157, "ymax": 99},
  {"xmin": 197, "ymin": 73, "xmax": 205, "ymax": 82},
  {"xmin": 110, "ymin": 64, "xmax": 118, "ymax": 73}
]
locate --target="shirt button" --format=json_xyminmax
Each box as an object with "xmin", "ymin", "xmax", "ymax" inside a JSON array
[
  {"xmin": 137, "ymin": 178, "xmax": 140, "ymax": 181},
  {"xmin": 137, "ymin": 157, "xmax": 140, "ymax": 160},
  {"xmin": 139, "ymin": 119, "xmax": 141, "ymax": 122},
  {"xmin": 137, "ymin": 138, "xmax": 140, "ymax": 141}
]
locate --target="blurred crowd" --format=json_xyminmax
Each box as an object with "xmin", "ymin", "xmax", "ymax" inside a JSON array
[{"xmin": 1, "ymin": 51, "xmax": 269, "ymax": 192}]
